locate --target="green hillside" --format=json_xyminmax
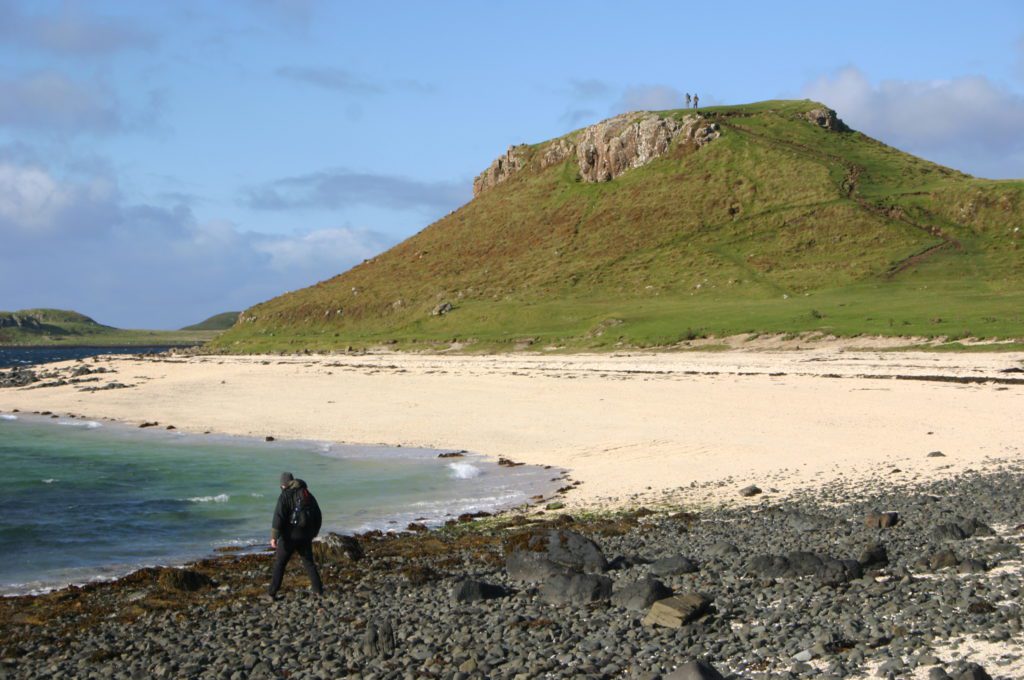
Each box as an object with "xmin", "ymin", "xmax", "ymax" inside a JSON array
[
  {"xmin": 0, "ymin": 308, "xmax": 220, "ymax": 347},
  {"xmin": 182, "ymin": 312, "xmax": 240, "ymax": 331},
  {"xmin": 214, "ymin": 100, "xmax": 1024, "ymax": 352}
]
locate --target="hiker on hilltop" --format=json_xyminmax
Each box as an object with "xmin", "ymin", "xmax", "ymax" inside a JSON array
[
  {"xmin": 269, "ymin": 472, "xmax": 323, "ymax": 599},
  {"xmin": 685, "ymin": 93, "xmax": 691, "ymax": 108},
  {"xmin": 693, "ymin": 93, "xmax": 699, "ymax": 109}
]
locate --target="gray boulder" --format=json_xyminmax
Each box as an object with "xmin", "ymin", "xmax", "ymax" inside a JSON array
[
  {"xmin": 547, "ymin": 528, "xmax": 608, "ymax": 573},
  {"xmin": 540, "ymin": 572, "xmax": 613, "ymax": 605},
  {"xmin": 957, "ymin": 663, "xmax": 993, "ymax": 680},
  {"xmin": 611, "ymin": 578, "xmax": 672, "ymax": 611},
  {"xmin": 451, "ymin": 579, "xmax": 509, "ymax": 603},
  {"xmin": 815, "ymin": 558, "xmax": 863, "ymax": 586},
  {"xmin": 643, "ymin": 593, "xmax": 711, "ymax": 628},
  {"xmin": 666, "ymin": 660, "xmax": 726, "ymax": 680},
  {"xmin": 650, "ymin": 555, "xmax": 698, "ymax": 576},
  {"xmin": 361, "ymin": 620, "xmax": 396, "ymax": 658},
  {"xmin": 858, "ymin": 543, "xmax": 889, "ymax": 570},
  {"xmin": 506, "ymin": 550, "xmax": 563, "ymax": 582}
]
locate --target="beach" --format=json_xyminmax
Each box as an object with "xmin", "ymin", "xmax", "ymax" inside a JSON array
[
  {"xmin": 2, "ymin": 346, "xmax": 1022, "ymax": 507},
  {"xmin": 2, "ymin": 345, "xmax": 1024, "ymax": 678}
]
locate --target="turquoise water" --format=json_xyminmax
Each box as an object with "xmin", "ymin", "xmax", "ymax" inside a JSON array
[{"xmin": 0, "ymin": 414, "xmax": 557, "ymax": 595}]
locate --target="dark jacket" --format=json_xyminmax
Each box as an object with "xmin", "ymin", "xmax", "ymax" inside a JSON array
[{"xmin": 271, "ymin": 478, "xmax": 323, "ymax": 541}]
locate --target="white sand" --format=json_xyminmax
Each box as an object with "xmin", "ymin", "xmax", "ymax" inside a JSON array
[{"xmin": 2, "ymin": 348, "xmax": 1023, "ymax": 508}]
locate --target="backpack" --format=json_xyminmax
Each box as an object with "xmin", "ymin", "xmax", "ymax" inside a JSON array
[{"xmin": 288, "ymin": 488, "xmax": 322, "ymax": 538}]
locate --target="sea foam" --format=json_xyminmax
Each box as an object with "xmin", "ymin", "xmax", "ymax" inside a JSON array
[
  {"xmin": 187, "ymin": 494, "xmax": 230, "ymax": 503},
  {"xmin": 57, "ymin": 420, "xmax": 102, "ymax": 429},
  {"xmin": 0, "ymin": 414, "xmax": 17, "ymax": 421},
  {"xmin": 448, "ymin": 462, "xmax": 482, "ymax": 479}
]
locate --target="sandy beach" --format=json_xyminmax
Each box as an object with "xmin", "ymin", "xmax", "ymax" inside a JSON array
[{"xmin": 3, "ymin": 346, "xmax": 1022, "ymax": 508}]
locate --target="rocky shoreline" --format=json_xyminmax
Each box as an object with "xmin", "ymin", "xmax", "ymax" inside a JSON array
[{"xmin": 2, "ymin": 464, "xmax": 1022, "ymax": 680}]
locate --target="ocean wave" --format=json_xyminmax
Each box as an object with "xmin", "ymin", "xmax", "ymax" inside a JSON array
[
  {"xmin": 447, "ymin": 462, "xmax": 482, "ymax": 479},
  {"xmin": 57, "ymin": 420, "xmax": 102, "ymax": 429},
  {"xmin": 0, "ymin": 414, "xmax": 17, "ymax": 421},
  {"xmin": 42, "ymin": 478, "xmax": 58, "ymax": 484},
  {"xmin": 187, "ymin": 494, "xmax": 230, "ymax": 503}
]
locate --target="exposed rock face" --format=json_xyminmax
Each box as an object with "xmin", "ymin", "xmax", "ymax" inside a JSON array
[
  {"xmin": 0, "ymin": 314, "xmax": 44, "ymax": 330},
  {"xmin": 576, "ymin": 113, "xmax": 718, "ymax": 183},
  {"xmin": 472, "ymin": 112, "xmax": 721, "ymax": 196},
  {"xmin": 804, "ymin": 107, "xmax": 849, "ymax": 131},
  {"xmin": 472, "ymin": 144, "xmax": 528, "ymax": 196}
]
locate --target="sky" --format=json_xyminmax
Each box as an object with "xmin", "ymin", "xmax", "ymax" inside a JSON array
[{"xmin": 1, "ymin": 0, "xmax": 1023, "ymax": 328}]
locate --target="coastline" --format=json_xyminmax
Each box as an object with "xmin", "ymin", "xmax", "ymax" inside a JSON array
[
  {"xmin": 2, "ymin": 346, "xmax": 1024, "ymax": 677},
  {"xmin": 1, "ymin": 347, "xmax": 1022, "ymax": 509}
]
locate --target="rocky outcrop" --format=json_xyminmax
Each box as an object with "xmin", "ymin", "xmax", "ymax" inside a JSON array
[
  {"xmin": 472, "ymin": 144, "xmax": 529, "ymax": 196},
  {"xmin": 0, "ymin": 314, "xmax": 44, "ymax": 330},
  {"xmin": 804, "ymin": 107, "xmax": 849, "ymax": 131},
  {"xmin": 472, "ymin": 112, "xmax": 721, "ymax": 196},
  {"xmin": 576, "ymin": 113, "xmax": 718, "ymax": 183}
]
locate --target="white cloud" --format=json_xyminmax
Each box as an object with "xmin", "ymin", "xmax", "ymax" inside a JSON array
[
  {"xmin": 802, "ymin": 67, "xmax": 1024, "ymax": 178},
  {"xmin": 0, "ymin": 157, "xmax": 393, "ymax": 328},
  {"xmin": 0, "ymin": 161, "xmax": 117, "ymax": 233},
  {"xmin": 254, "ymin": 227, "xmax": 386, "ymax": 272}
]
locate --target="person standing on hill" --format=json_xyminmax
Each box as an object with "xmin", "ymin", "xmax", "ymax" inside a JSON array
[
  {"xmin": 685, "ymin": 92, "xmax": 691, "ymax": 108},
  {"xmin": 269, "ymin": 472, "xmax": 323, "ymax": 598},
  {"xmin": 693, "ymin": 93, "xmax": 699, "ymax": 109}
]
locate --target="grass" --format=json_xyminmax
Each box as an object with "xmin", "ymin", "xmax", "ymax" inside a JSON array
[
  {"xmin": 181, "ymin": 312, "xmax": 240, "ymax": 331},
  {"xmin": 213, "ymin": 99, "xmax": 1024, "ymax": 353}
]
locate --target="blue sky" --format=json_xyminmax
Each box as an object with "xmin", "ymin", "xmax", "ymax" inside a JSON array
[{"xmin": 2, "ymin": 0, "xmax": 1023, "ymax": 328}]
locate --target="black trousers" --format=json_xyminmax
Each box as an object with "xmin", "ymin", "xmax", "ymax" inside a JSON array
[{"xmin": 269, "ymin": 536, "xmax": 323, "ymax": 596}]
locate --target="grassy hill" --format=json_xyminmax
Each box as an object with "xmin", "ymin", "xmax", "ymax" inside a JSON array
[
  {"xmin": 0, "ymin": 308, "xmax": 220, "ymax": 347},
  {"xmin": 181, "ymin": 312, "xmax": 240, "ymax": 331},
  {"xmin": 214, "ymin": 100, "xmax": 1024, "ymax": 353}
]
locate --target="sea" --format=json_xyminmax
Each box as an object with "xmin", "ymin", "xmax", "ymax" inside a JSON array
[
  {"xmin": 0, "ymin": 345, "xmax": 180, "ymax": 369},
  {"xmin": 0, "ymin": 349, "xmax": 559, "ymax": 596}
]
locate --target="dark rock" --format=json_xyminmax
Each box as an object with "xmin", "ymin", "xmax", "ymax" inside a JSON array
[
  {"xmin": 505, "ymin": 551, "xmax": 563, "ymax": 582},
  {"xmin": 858, "ymin": 543, "xmax": 889, "ymax": 570},
  {"xmin": 928, "ymin": 451, "xmax": 946, "ymax": 457},
  {"xmin": 361, "ymin": 620, "xmax": 396, "ymax": 658},
  {"xmin": 540, "ymin": 572, "xmax": 612, "ymax": 605},
  {"xmin": 139, "ymin": 422, "xmax": 158, "ymax": 428},
  {"xmin": 313, "ymin": 533, "xmax": 363, "ymax": 562},
  {"xmin": 451, "ymin": 579, "xmax": 509, "ymax": 603},
  {"xmin": 865, "ymin": 511, "xmax": 899, "ymax": 529},
  {"xmin": 665, "ymin": 660, "xmax": 726, "ymax": 680},
  {"xmin": 786, "ymin": 551, "xmax": 824, "ymax": 575},
  {"xmin": 815, "ymin": 558, "xmax": 863, "ymax": 586},
  {"xmin": 264, "ymin": 436, "xmax": 275, "ymax": 442},
  {"xmin": 739, "ymin": 485, "xmax": 762, "ymax": 497},
  {"xmin": 956, "ymin": 663, "xmax": 993, "ymax": 680},
  {"xmin": 643, "ymin": 593, "xmax": 711, "ymax": 628},
  {"xmin": 933, "ymin": 523, "xmax": 969, "ymax": 541},
  {"xmin": 544, "ymin": 529, "xmax": 608, "ymax": 573},
  {"xmin": 457, "ymin": 511, "xmax": 492, "ymax": 522},
  {"xmin": 650, "ymin": 555, "xmax": 699, "ymax": 576},
  {"xmin": 437, "ymin": 451, "xmax": 465, "ymax": 458},
  {"xmin": 610, "ymin": 578, "xmax": 672, "ymax": 611},
  {"xmin": 405, "ymin": 522, "xmax": 428, "ymax": 533},
  {"xmin": 748, "ymin": 554, "xmax": 792, "ymax": 578}
]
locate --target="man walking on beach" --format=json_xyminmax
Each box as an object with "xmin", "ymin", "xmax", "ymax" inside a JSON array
[{"xmin": 269, "ymin": 472, "xmax": 323, "ymax": 599}]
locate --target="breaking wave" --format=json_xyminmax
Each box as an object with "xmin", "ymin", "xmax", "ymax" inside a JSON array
[
  {"xmin": 187, "ymin": 494, "xmax": 230, "ymax": 503},
  {"xmin": 448, "ymin": 462, "xmax": 482, "ymax": 479}
]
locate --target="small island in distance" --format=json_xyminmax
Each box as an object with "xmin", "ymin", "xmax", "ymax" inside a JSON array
[{"xmin": 0, "ymin": 308, "xmax": 239, "ymax": 347}]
